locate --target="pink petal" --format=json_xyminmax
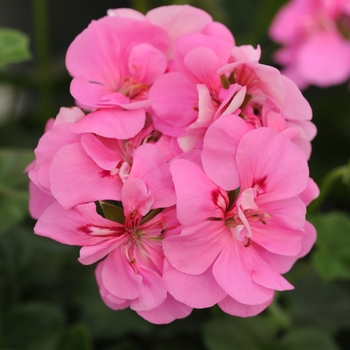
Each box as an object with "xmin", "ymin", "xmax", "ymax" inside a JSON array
[
  {"xmin": 34, "ymin": 201, "xmax": 123, "ymax": 246},
  {"xmin": 129, "ymin": 144, "xmax": 176, "ymax": 208},
  {"xmin": 28, "ymin": 180, "xmax": 55, "ymax": 219},
  {"xmin": 54, "ymin": 106, "xmax": 85, "ymax": 126},
  {"xmin": 107, "ymin": 8, "xmax": 146, "ymax": 20},
  {"xmin": 99, "ymin": 248, "xmax": 142, "ymax": 300},
  {"xmin": 219, "ymin": 295, "xmax": 273, "ymax": 317},
  {"xmin": 95, "ymin": 263, "xmax": 131, "ymax": 310},
  {"xmin": 202, "ymin": 115, "xmax": 250, "ymax": 190},
  {"xmin": 150, "ymin": 72, "xmax": 198, "ymax": 135},
  {"xmin": 213, "ymin": 241, "xmax": 275, "ymax": 305},
  {"xmin": 163, "ymin": 221, "xmax": 229, "ymax": 275},
  {"xmin": 297, "ymin": 31, "xmax": 350, "ymax": 86},
  {"xmin": 281, "ymin": 75, "xmax": 312, "ymax": 121},
  {"xmin": 71, "ymin": 108, "xmax": 146, "ymax": 139},
  {"xmin": 236, "ymin": 128, "xmax": 309, "ymax": 202},
  {"xmin": 122, "ymin": 178, "xmax": 154, "ymax": 217},
  {"xmin": 50, "ymin": 142, "xmax": 122, "ymax": 209},
  {"xmin": 201, "ymin": 21, "xmax": 235, "ymax": 45},
  {"xmin": 170, "ymin": 159, "xmax": 227, "ymax": 225},
  {"xmin": 78, "ymin": 238, "xmax": 123, "ymax": 265},
  {"xmin": 137, "ymin": 293, "xmax": 192, "ymax": 324},
  {"xmin": 163, "ymin": 259, "xmax": 227, "ymax": 308},
  {"xmin": 299, "ymin": 177, "xmax": 320, "ymax": 206},
  {"xmin": 128, "ymin": 43, "xmax": 167, "ymax": 85},
  {"xmin": 80, "ymin": 134, "xmax": 122, "ymax": 171},
  {"xmin": 130, "ymin": 265, "xmax": 167, "ymax": 311}
]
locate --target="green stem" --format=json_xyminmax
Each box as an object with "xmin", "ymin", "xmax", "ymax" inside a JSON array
[
  {"xmin": 33, "ymin": 0, "xmax": 54, "ymax": 122},
  {"xmin": 307, "ymin": 165, "xmax": 348, "ymax": 215},
  {"xmin": 130, "ymin": 0, "xmax": 150, "ymax": 13}
]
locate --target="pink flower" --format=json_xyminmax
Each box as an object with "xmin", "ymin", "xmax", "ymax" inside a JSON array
[
  {"xmin": 34, "ymin": 177, "xmax": 190, "ymax": 323},
  {"xmin": 66, "ymin": 16, "xmax": 169, "ymax": 138},
  {"xmin": 163, "ymin": 124, "xmax": 315, "ymax": 316},
  {"xmin": 269, "ymin": 0, "xmax": 350, "ymax": 88}
]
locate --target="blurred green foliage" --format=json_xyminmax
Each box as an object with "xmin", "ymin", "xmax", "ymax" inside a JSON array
[{"xmin": 0, "ymin": 0, "xmax": 350, "ymax": 349}]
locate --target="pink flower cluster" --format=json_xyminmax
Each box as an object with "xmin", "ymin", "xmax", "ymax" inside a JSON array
[
  {"xmin": 27, "ymin": 5, "xmax": 318, "ymax": 324},
  {"xmin": 269, "ymin": 0, "xmax": 350, "ymax": 88}
]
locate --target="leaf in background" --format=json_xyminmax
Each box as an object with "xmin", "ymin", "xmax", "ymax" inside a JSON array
[
  {"xmin": 60, "ymin": 323, "xmax": 94, "ymax": 350},
  {"xmin": 278, "ymin": 327, "xmax": 341, "ymax": 350},
  {"xmin": 286, "ymin": 270, "xmax": 350, "ymax": 333},
  {"xmin": 310, "ymin": 212, "xmax": 350, "ymax": 280},
  {"xmin": 202, "ymin": 315, "xmax": 275, "ymax": 350},
  {"xmin": 0, "ymin": 149, "xmax": 33, "ymax": 235},
  {"xmin": 0, "ymin": 28, "xmax": 31, "ymax": 68},
  {"xmin": 4, "ymin": 302, "xmax": 64, "ymax": 350}
]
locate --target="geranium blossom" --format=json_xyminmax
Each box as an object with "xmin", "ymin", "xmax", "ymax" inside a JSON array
[
  {"xmin": 163, "ymin": 123, "xmax": 315, "ymax": 316},
  {"xmin": 269, "ymin": 0, "xmax": 350, "ymax": 88},
  {"xmin": 27, "ymin": 4, "xmax": 318, "ymax": 324}
]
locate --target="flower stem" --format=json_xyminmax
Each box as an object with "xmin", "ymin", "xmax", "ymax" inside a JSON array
[
  {"xmin": 33, "ymin": 0, "xmax": 55, "ymax": 122},
  {"xmin": 307, "ymin": 164, "xmax": 348, "ymax": 215}
]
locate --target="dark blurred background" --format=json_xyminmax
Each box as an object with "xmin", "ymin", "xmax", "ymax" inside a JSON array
[{"xmin": 0, "ymin": 0, "xmax": 350, "ymax": 349}]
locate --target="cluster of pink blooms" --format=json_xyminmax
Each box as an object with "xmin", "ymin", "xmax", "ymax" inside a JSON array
[
  {"xmin": 269, "ymin": 0, "xmax": 350, "ymax": 89},
  {"xmin": 27, "ymin": 5, "xmax": 318, "ymax": 324}
]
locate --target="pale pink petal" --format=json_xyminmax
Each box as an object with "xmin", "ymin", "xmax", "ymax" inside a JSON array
[
  {"xmin": 213, "ymin": 242, "xmax": 275, "ymax": 305},
  {"xmin": 297, "ymin": 31, "xmax": 350, "ymax": 86},
  {"xmin": 201, "ymin": 21, "xmax": 235, "ymax": 45},
  {"xmin": 30, "ymin": 123, "xmax": 81, "ymax": 191},
  {"xmin": 70, "ymin": 76, "xmax": 111, "ymax": 108},
  {"xmin": 95, "ymin": 263, "xmax": 131, "ymax": 310},
  {"xmin": 28, "ymin": 181, "xmax": 55, "ymax": 220},
  {"xmin": 182, "ymin": 47, "xmax": 221, "ymax": 89},
  {"xmin": 300, "ymin": 177, "xmax": 320, "ymax": 205},
  {"xmin": 150, "ymin": 72, "xmax": 198, "ymax": 135},
  {"xmin": 34, "ymin": 201, "xmax": 122, "ymax": 246},
  {"xmin": 130, "ymin": 265, "xmax": 167, "ymax": 311},
  {"xmin": 236, "ymin": 128, "xmax": 309, "ymax": 202},
  {"xmin": 163, "ymin": 259, "xmax": 227, "ymax": 308},
  {"xmin": 295, "ymin": 220, "xmax": 317, "ymax": 259},
  {"xmin": 256, "ymin": 195, "xmax": 306, "ymax": 230},
  {"xmin": 202, "ymin": 114, "xmax": 250, "ymax": 190},
  {"xmin": 146, "ymin": 4, "xmax": 212, "ymax": 58},
  {"xmin": 107, "ymin": 8, "xmax": 146, "ymax": 20},
  {"xmin": 78, "ymin": 238, "xmax": 123, "ymax": 265},
  {"xmin": 122, "ymin": 178, "xmax": 154, "ymax": 217},
  {"xmin": 54, "ymin": 106, "xmax": 85, "ymax": 126},
  {"xmin": 71, "ymin": 108, "xmax": 146, "ymax": 139},
  {"xmin": 99, "ymin": 248, "xmax": 142, "ymax": 300},
  {"xmin": 128, "ymin": 43, "xmax": 167, "ymax": 85},
  {"xmin": 218, "ymin": 62, "xmax": 285, "ymax": 108},
  {"xmin": 280, "ymin": 75, "xmax": 312, "ymax": 121},
  {"xmin": 80, "ymin": 134, "xmax": 122, "ymax": 171},
  {"xmin": 252, "ymin": 221, "xmax": 304, "ymax": 257},
  {"xmin": 50, "ymin": 142, "xmax": 122, "ymax": 209},
  {"xmin": 219, "ymin": 295, "xmax": 273, "ymax": 317},
  {"xmin": 164, "ymin": 221, "xmax": 229, "ymax": 275},
  {"xmin": 137, "ymin": 293, "xmax": 192, "ymax": 324},
  {"xmin": 129, "ymin": 144, "xmax": 176, "ymax": 208},
  {"xmin": 170, "ymin": 159, "xmax": 227, "ymax": 225},
  {"xmin": 175, "ymin": 33, "xmax": 232, "ymax": 75}
]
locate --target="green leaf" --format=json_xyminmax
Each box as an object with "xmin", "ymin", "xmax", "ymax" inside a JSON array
[
  {"xmin": 4, "ymin": 302, "xmax": 64, "ymax": 350},
  {"xmin": 98, "ymin": 200, "xmax": 126, "ymax": 224},
  {"xmin": 278, "ymin": 327, "xmax": 340, "ymax": 350},
  {"xmin": 60, "ymin": 323, "xmax": 93, "ymax": 350},
  {"xmin": 287, "ymin": 270, "xmax": 350, "ymax": 332},
  {"xmin": 202, "ymin": 315, "xmax": 275, "ymax": 350},
  {"xmin": 0, "ymin": 28, "xmax": 31, "ymax": 68},
  {"xmin": 310, "ymin": 212, "xmax": 350, "ymax": 280}
]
